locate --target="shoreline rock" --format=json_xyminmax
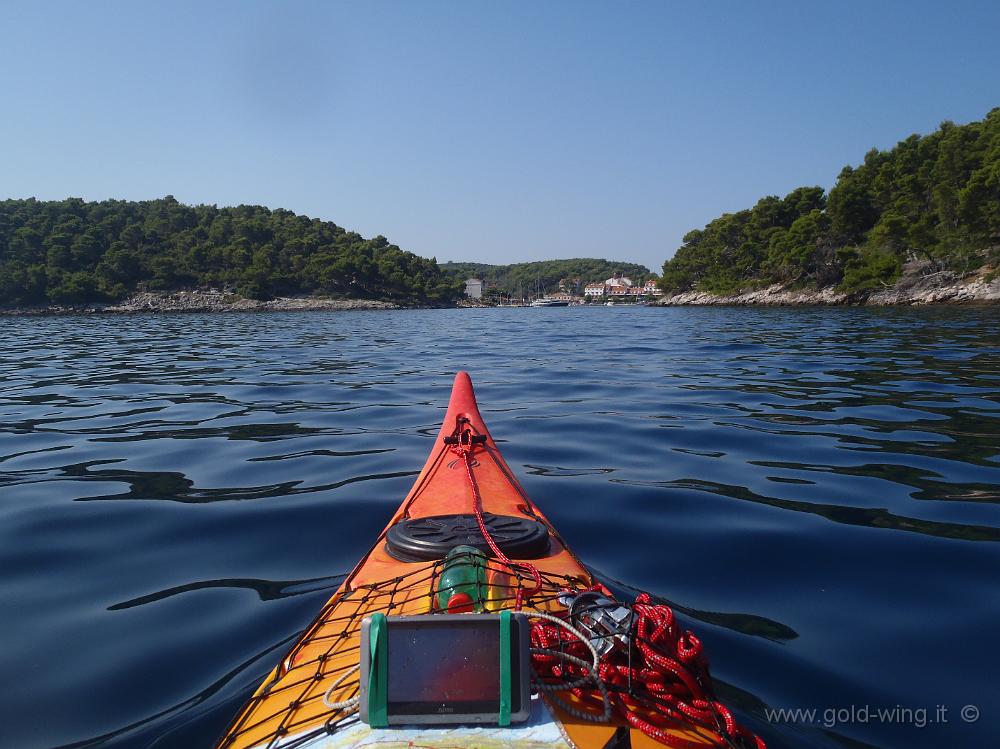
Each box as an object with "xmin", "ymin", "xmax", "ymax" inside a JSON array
[
  {"xmin": 1, "ymin": 290, "xmax": 402, "ymax": 316},
  {"xmin": 656, "ymin": 268, "xmax": 1000, "ymax": 307}
]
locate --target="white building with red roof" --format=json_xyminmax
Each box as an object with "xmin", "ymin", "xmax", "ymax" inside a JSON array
[
  {"xmin": 642, "ymin": 279, "xmax": 663, "ymax": 296},
  {"xmin": 610, "ymin": 285, "xmax": 640, "ymax": 296},
  {"xmin": 584, "ymin": 274, "xmax": 657, "ymax": 300}
]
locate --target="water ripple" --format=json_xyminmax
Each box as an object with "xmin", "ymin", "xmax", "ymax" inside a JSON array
[{"xmin": 1, "ymin": 307, "xmax": 998, "ymax": 748}]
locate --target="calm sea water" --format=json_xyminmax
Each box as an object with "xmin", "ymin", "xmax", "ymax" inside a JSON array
[{"xmin": 1, "ymin": 307, "xmax": 997, "ymax": 749}]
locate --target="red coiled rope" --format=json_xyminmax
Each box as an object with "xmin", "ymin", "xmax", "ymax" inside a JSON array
[
  {"xmin": 448, "ymin": 429, "xmax": 542, "ymax": 610},
  {"xmin": 531, "ymin": 589, "xmax": 766, "ymax": 749}
]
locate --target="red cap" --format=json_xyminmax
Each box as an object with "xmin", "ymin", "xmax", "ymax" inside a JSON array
[{"xmin": 446, "ymin": 592, "xmax": 475, "ymax": 613}]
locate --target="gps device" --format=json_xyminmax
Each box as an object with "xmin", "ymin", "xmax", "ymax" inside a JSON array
[{"xmin": 358, "ymin": 612, "xmax": 531, "ymax": 726}]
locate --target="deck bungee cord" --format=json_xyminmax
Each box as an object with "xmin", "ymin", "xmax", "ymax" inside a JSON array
[
  {"xmin": 446, "ymin": 415, "xmax": 543, "ymax": 610},
  {"xmin": 216, "ymin": 372, "xmax": 765, "ymax": 749}
]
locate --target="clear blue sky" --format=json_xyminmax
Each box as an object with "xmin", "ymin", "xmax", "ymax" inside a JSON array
[{"xmin": 2, "ymin": 1, "xmax": 998, "ymax": 271}]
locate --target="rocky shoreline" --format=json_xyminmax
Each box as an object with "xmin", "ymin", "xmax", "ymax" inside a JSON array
[
  {"xmin": 4, "ymin": 272, "xmax": 999, "ymax": 315},
  {"xmin": 656, "ymin": 268, "xmax": 1000, "ymax": 307},
  {"xmin": 1, "ymin": 290, "xmax": 400, "ymax": 316}
]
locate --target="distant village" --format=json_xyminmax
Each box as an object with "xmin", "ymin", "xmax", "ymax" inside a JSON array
[{"xmin": 464, "ymin": 273, "xmax": 664, "ymax": 305}]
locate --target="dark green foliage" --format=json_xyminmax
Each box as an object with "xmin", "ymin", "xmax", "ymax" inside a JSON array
[
  {"xmin": 441, "ymin": 259, "xmax": 651, "ymax": 297},
  {"xmin": 661, "ymin": 188, "xmax": 828, "ymax": 294},
  {"xmin": 837, "ymin": 245, "xmax": 902, "ymax": 292},
  {"xmin": 0, "ymin": 197, "xmax": 463, "ymax": 306},
  {"xmin": 661, "ymin": 108, "xmax": 1000, "ymax": 294}
]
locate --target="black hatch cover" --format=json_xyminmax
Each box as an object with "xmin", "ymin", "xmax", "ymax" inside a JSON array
[{"xmin": 384, "ymin": 512, "xmax": 551, "ymax": 562}]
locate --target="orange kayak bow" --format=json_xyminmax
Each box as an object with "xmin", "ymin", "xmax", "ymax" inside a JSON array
[{"xmin": 216, "ymin": 372, "xmax": 731, "ymax": 749}]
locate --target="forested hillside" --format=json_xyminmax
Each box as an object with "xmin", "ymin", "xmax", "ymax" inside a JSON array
[
  {"xmin": 661, "ymin": 108, "xmax": 1000, "ymax": 294},
  {"xmin": 442, "ymin": 258, "xmax": 651, "ymax": 296},
  {"xmin": 0, "ymin": 197, "xmax": 463, "ymax": 305}
]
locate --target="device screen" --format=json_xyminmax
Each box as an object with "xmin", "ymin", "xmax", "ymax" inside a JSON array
[{"xmin": 387, "ymin": 620, "xmax": 502, "ymax": 705}]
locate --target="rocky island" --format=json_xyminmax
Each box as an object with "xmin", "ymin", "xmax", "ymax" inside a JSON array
[
  {"xmin": 3, "ymin": 110, "xmax": 998, "ymax": 314},
  {"xmin": 657, "ymin": 109, "xmax": 999, "ymax": 306},
  {"xmin": 0, "ymin": 197, "xmax": 462, "ymax": 313},
  {"xmin": 657, "ymin": 262, "xmax": 999, "ymax": 306}
]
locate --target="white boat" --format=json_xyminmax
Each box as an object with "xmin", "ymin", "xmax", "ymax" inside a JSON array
[{"xmin": 530, "ymin": 298, "xmax": 570, "ymax": 307}]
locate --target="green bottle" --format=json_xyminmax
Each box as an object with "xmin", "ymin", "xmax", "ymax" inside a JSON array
[{"xmin": 435, "ymin": 545, "xmax": 488, "ymax": 613}]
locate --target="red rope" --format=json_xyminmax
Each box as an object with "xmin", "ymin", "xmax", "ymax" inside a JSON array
[
  {"xmin": 448, "ymin": 426, "xmax": 764, "ymax": 748},
  {"xmin": 448, "ymin": 430, "xmax": 542, "ymax": 610},
  {"xmin": 530, "ymin": 591, "xmax": 766, "ymax": 749}
]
